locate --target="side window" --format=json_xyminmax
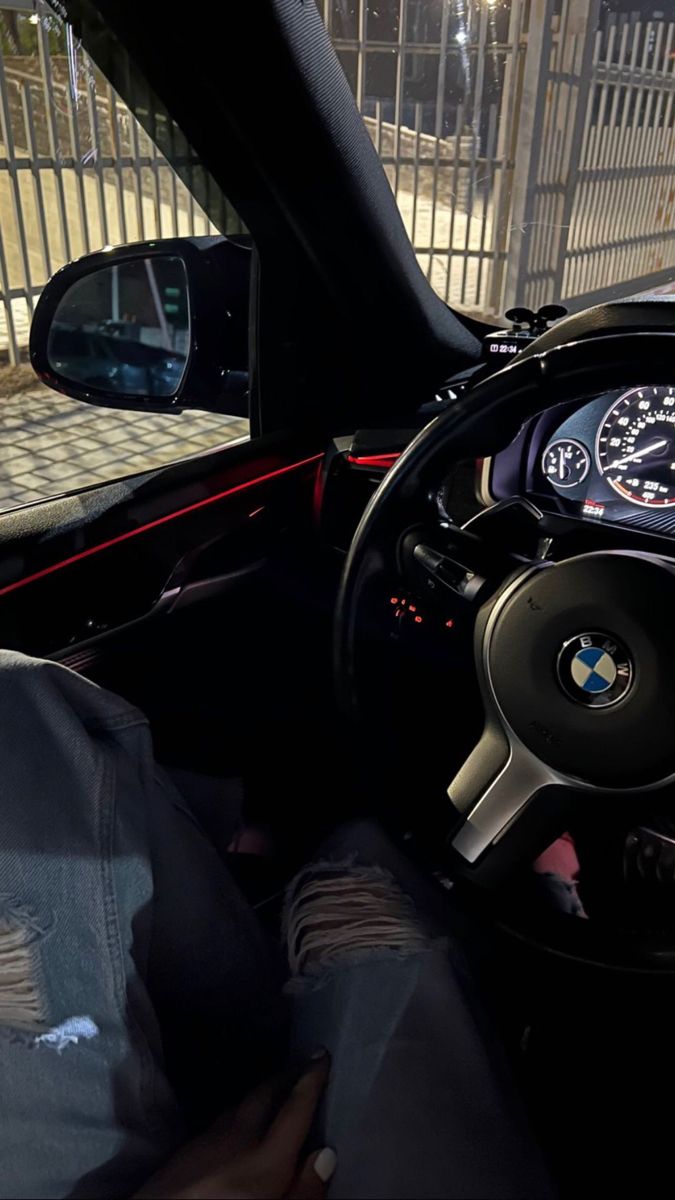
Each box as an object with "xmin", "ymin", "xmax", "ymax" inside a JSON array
[{"xmin": 0, "ymin": 6, "xmax": 248, "ymax": 513}]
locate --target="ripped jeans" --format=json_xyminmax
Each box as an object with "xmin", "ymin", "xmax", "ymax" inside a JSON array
[{"xmin": 0, "ymin": 651, "xmax": 552, "ymax": 1199}]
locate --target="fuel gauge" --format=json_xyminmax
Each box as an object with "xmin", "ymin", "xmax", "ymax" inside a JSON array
[{"xmin": 542, "ymin": 438, "xmax": 590, "ymax": 490}]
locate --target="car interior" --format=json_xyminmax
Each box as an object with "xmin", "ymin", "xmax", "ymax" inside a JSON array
[{"xmin": 2, "ymin": 0, "xmax": 674, "ymax": 1193}]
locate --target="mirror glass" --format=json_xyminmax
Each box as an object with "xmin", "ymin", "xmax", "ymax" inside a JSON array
[{"xmin": 47, "ymin": 256, "xmax": 190, "ymax": 398}]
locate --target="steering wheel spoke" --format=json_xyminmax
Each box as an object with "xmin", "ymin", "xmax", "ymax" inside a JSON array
[{"xmin": 448, "ymin": 721, "xmax": 571, "ymax": 874}]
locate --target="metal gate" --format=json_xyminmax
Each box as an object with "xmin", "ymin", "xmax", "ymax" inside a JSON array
[
  {"xmin": 505, "ymin": 0, "xmax": 675, "ymax": 313},
  {"xmin": 324, "ymin": 0, "xmax": 675, "ymax": 319}
]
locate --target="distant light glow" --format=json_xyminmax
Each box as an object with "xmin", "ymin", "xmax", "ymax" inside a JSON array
[
  {"xmin": 29, "ymin": 11, "xmax": 39, "ymax": 22},
  {"xmin": 456, "ymin": 30, "xmax": 468, "ymax": 44}
]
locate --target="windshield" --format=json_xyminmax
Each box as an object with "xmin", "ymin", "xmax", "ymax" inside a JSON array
[{"xmin": 323, "ymin": 0, "xmax": 675, "ymax": 321}]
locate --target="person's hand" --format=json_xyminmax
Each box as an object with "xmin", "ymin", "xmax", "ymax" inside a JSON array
[{"xmin": 135, "ymin": 1050, "xmax": 336, "ymax": 1199}]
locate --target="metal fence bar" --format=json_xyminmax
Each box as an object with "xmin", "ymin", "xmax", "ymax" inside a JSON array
[
  {"xmin": 187, "ymin": 174, "xmax": 195, "ymax": 237},
  {"xmin": 20, "ymin": 80, "xmax": 50, "ymax": 279},
  {"xmin": 322, "ymin": 0, "xmax": 332, "ymax": 39},
  {"xmin": 167, "ymin": 122, "xmax": 179, "ymax": 238},
  {"xmin": 610, "ymin": 23, "xmax": 656, "ymax": 291},
  {"xmin": 0, "ymin": 215, "xmax": 18, "ymax": 363},
  {"xmin": 36, "ymin": 19, "xmax": 71, "ymax": 266},
  {"xmin": 550, "ymin": 0, "xmax": 602, "ymax": 301},
  {"xmin": 128, "ymin": 102, "xmax": 146, "ymax": 242},
  {"xmin": 651, "ymin": 24, "xmax": 675, "ymax": 268},
  {"xmin": 0, "ymin": 48, "xmax": 36, "ymax": 342},
  {"xmin": 356, "ymin": 0, "xmax": 366, "ymax": 114},
  {"xmin": 425, "ymin": 0, "xmax": 449, "ymax": 285},
  {"xmin": 611, "ymin": 24, "xmax": 648, "ymax": 293},
  {"xmin": 576, "ymin": 21, "xmax": 629, "ymax": 294},
  {"xmin": 487, "ymin": 0, "xmax": 524, "ymax": 312},
  {"xmin": 107, "ymin": 82, "xmax": 128, "ymax": 245},
  {"xmin": 474, "ymin": 102, "xmax": 497, "ymax": 308},
  {"xmin": 444, "ymin": 100, "xmax": 465, "ymax": 304},
  {"xmin": 391, "ymin": 0, "xmax": 405, "ymax": 201},
  {"xmin": 84, "ymin": 70, "xmax": 109, "ymax": 247},
  {"xmin": 459, "ymin": 6, "xmax": 488, "ymax": 307},
  {"xmin": 622, "ymin": 24, "xmax": 658, "ymax": 292},
  {"xmin": 502, "ymin": 0, "xmax": 555, "ymax": 309},
  {"xmin": 589, "ymin": 21, "xmax": 623, "ymax": 291},
  {"xmin": 149, "ymin": 136, "xmax": 163, "ymax": 236},
  {"xmin": 411, "ymin": 100, "xmax": 422, "ymax": 246},
  {"xmin": 64, "ymin": 57, "xmax": 91, "ymax": 256}
]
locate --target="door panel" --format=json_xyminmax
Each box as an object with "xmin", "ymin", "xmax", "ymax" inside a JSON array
[{"xmin": 0, "ymin": 435, "xmax": 322, "ymax": 659}]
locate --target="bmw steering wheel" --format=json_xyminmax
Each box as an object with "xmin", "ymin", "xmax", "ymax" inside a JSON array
[{"xmin": 335, "ymin": 332, "xmax": 675, "ymax": 971}]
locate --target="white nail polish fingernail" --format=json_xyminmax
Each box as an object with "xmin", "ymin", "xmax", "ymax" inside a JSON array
[{"xmin": 313, "ymin": 1147, "xmax": 337, "ymax": 1183}]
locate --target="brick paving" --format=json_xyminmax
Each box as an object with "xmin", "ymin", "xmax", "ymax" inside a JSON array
[{"xmin": 0, "ymin": 382, "xmax": 249, "ymax": 512}]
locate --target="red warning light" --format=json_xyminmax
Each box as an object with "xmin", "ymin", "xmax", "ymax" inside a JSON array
[
  {"xmin": 414, "ymin": 615, "xmax": 423, "ymax": 624},
  {"xmin": 390, "ymin": 597, "xmax": 399, "ymax": 605},
  {"xmin": 409, "ymin": 604, "xmax": 417, "ymax": 613},
  {"xmin": 445, "ymin": 619, "xmax": 454, "ymax": 629}
]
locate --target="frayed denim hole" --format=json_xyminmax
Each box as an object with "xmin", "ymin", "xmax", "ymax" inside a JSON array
[
  {"xmin": 0, "ymin": 896, "xmax": 50, "ymax": 1034},
  {"xmin": 283, "ymin": 861, "xmax": 431, "ymax": 979}
]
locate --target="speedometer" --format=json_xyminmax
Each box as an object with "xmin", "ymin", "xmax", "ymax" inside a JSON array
[{"xmin": 596, "ymin": 386, "xmax": 675, "ymax": 507}]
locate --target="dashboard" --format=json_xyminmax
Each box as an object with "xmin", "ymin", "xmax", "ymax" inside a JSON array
[{"xmin": 488, "ymin": 385, "xmax": 675, "ymax": 538}]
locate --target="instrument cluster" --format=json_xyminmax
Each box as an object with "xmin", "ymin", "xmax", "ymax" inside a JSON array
[
  {"xmin": 544, "ymin": 386, "xmax": 675, "ymax": 507},
  {"xmin": 490, "ymin": 385, "xmax": 675, "ymax": 537}
]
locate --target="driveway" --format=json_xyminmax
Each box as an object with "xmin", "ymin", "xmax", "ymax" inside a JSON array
[{"xmin": 0, "ymin": 372, "xmax": 248, "ymax": 511}]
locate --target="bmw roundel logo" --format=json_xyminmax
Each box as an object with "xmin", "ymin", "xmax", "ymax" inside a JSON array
[{"xmin": 557, "ymin": 632, "xmax": 633, "ymax": 708}]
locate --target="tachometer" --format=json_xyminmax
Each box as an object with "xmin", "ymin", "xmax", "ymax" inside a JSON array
[
  {"xmin": 596, "ymin": 386, "xmax": 675, "ymax": 507},
  {"xmin": 542, "ymin": 438, "xmax": 591, "ymax": 489}
]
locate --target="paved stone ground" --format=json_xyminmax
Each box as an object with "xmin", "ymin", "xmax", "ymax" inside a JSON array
[{"xmin": 0, "ymin": 379, "xmax": 249, "ymax": 512}]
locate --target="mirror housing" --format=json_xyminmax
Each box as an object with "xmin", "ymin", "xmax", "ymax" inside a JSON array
[{"xmin": 30, "ymin": 236, "xmax": 250, "ymax": 416}]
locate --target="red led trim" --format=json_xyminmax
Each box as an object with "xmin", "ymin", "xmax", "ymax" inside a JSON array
[
  {"xmin": 0, "ymin": 453, "xmax": 323, "ymax": 599},
  {"xmin": 346, "ymin": 453, "xmax": 401, "ymax": 469}
]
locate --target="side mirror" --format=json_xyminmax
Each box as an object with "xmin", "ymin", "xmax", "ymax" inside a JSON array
[{"xmin": 30, "ymin": 236, "xmax": 250, "ymax": 416}]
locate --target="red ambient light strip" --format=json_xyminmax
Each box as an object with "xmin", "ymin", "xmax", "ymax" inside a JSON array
[
  {"xmin": 0, "ymin": 453, "xmax": 323, "ymax": 599},
  {"xmin": 346, "ymin": 453, "xmax": 401, "ymax": 469}
]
